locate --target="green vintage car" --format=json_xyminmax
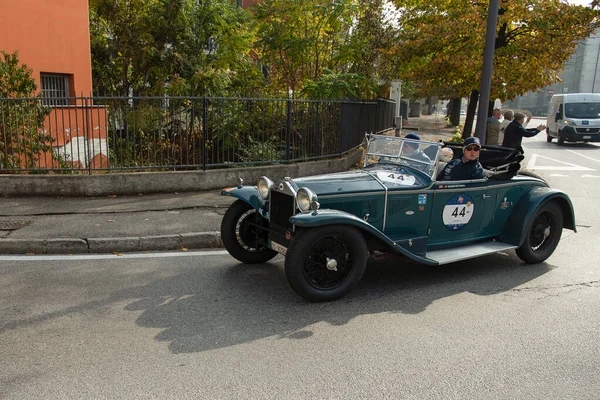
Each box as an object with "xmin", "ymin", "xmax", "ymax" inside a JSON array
[{"xmin": 221, "ymin": 134, "xmax": 576, "ymax": 302}]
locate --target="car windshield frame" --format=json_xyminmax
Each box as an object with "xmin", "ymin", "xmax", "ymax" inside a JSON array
[{"xmin": 364, "ymin": 134, "xmax": 440, "ymax": 180}]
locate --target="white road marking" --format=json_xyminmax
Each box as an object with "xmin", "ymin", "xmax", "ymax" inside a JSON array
[
  {"xmin": 581, "ymin": 174, "xmax": 600, "ymax": 178},
  {"xmin": 566, "ymin": 150, "xmax": 600, "ymax": 164},
  {"xmin": 548, "ymin": 174, "xmax": 570, "ymax": 177},
  {"xmin": 0, "ymin": 249, "xmax": 230, "ymax": 262},
  {"xmin": 526, "ymin": 154, "xmax": 595, "ymax": 171}
]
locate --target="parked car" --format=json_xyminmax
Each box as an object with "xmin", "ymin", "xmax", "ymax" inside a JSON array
[
  {"xmin": 546, "ymin": 93, "xmax": 600, "ymax": 144},
  {"xmin": 221, "ymin": 134, "xmax": 576, "ymax": 302}
]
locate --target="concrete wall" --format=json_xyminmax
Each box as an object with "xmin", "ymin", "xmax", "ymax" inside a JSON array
[{"xmin": 0, "ymin": 150, "xmax": 363, "ymax": 197}]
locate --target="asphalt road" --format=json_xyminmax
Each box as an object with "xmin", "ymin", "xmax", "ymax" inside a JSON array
[{"xmin": 1, "ymin": 122, "xmax": 599, "ymax": 399}]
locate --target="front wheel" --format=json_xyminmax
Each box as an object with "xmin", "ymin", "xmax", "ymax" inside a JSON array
[
  {"xmin": 285, "ymin": 225, "xmax": 368, "ymax": 302},
  {"xmin": 557, "ymin": 131, "xmax": 565, "ymax": 145},
  {"xmin": 221, "ymin": 199, "xmax": 278, "ymax": 264},
  {"xmin": 516, "ymin": 202, "xmax": 563, "ymax": 264}
]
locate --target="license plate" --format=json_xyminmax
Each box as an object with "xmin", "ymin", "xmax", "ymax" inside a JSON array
[
  {"xmin": 583, "ymin": 136, "xmax": 591, "ymax": 139},
  {"xmin": 270, "ymin": 240, "xmax": 287, "ymax": 255}
]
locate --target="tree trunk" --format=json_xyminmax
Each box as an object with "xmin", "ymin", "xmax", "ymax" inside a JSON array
[
  {"xmin": 462, "ymin": 90, "xmax": 479, "ymax": 138},
  {"xmin": 449, "ymin": 98, "xmax": 461, "ymax": 127}
]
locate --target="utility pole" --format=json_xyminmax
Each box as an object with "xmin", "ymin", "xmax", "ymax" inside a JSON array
[{"xmin": 474, "ymin": 0, "xmax": 500, "ymax": 142}]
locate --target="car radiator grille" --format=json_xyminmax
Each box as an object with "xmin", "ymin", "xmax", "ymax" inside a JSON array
[
  {"xmin": 269, "ymin": 190, "xmax": 296, "ymax": 238},
  {"xmin": 575, "ymin": 127, "xmax": 600, "ymax": 134}
]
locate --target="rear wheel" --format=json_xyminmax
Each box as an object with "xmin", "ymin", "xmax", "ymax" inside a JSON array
[
  {"xmin": 221, "ymin": 199, "xmax": 278, "ymax": 264},
  {"xmin": 546, "ymin": 133, "xmax": 553, "ymax": 142},
  {"xmin": 285, "ymin": 225, "xmax": 368, "ymax": 302},
  {"xmin": 516, "ymin": 202, "xmax": 563, "ymax": 264}
]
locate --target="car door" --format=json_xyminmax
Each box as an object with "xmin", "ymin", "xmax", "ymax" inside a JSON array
[{"xmin": 427, "ymin": 180, "xmax": 497, "ymax": 248}]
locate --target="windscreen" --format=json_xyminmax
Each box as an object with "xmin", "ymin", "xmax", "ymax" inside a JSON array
[
  {"xmin": 564, "ymin": 102, "xmax": 600, "ymax": 119},
  {"xmin": 365, "ymin": 135, "xmax": 439, "ymax": 179}
]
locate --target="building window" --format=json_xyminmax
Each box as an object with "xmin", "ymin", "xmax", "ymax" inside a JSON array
[{"xmin": 41, "ymin": 73, "xmax": 70, "ymax": 106}]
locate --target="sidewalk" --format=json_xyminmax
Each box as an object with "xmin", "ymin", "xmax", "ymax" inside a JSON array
[
  {"xmin": 0, "ymin": 114, "xmax": 455, "ymax": 255},
  {"xmin": 0, "ymin": 191, "xmax": 234, "ymax": 254}
]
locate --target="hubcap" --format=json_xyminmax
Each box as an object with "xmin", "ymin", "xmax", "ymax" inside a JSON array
[
  {"xmin": 530, "ymin": 211, "xmax": 557, "ymax": 252},
  {"xmin": 326, "ymin": 257, "xmax": 338, "ymax": 271}
]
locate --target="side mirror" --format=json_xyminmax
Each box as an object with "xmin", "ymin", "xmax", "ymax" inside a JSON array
[{"xmin": 555, "ymin": 112, "xmax": 562, "ymax": 121}]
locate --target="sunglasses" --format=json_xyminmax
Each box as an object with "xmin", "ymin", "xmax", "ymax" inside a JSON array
[{"xmin": 465, "ymin": 146, "xmax": 480, "ymax": 152}]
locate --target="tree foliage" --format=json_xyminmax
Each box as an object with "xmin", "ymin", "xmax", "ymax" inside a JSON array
[
  {"xmin": 391, "ymin": 0, "xmax": 600, "ymax": 101},
  {"xmin": 0, "ymin": 51, "xmax": 52, "ymax": 171},
  {"xmin": 89, "ymin": 0, "xmax": 263, "ymax": 96},
  {"xmin": 253, "ymin": 0, "xmax": 397, "ymax": 99}
]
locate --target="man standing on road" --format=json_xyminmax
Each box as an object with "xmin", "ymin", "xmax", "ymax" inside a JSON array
[
  {"xmin": 486, "ymin": 109, "xmax": 502, "ymax": 145},
  {"xmin": 501, "ymin": 112, "xmax": 546, "ymax": 153},
  {"xmin": 499, "ymin": 109, "xmax": 514, "ymax": 145}
]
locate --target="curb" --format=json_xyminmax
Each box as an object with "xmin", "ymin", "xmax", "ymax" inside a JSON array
[{"xmin": 0, "ymin": 231, "xmax": 223, "ymax": 255}]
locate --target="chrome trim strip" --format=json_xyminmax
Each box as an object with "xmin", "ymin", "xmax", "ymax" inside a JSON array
[
  {"xmin": 318, "ymin": 180, "xmax": 545, "ymax": 200},
  {"xmin": 432, "ymin": 181, "xmax": 547, "ymax": 193},
  {"xmin": 319, "ymin": 191, "xmax": 387, "ymax": 199},
  {"xmin": 364, "ymin": 170, "xmax": 389, "ymax": 230}
]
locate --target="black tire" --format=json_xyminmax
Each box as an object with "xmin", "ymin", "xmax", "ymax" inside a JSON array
[
  {"xmin": 557, "ymin": 131, "xmax": 565, "ymax": 145},
  {"xmin": 546, "ymin": 133, "xmax": 553, "ymax": 143},
  {"xmin": 285, "ymin": 225, "xmax": 368, "ymax": 302},
  {"xmin": 220, "ymin": 199, "xmax": 278, "ymax": 264},
  {"xmin": 516, "ymin": 201, "xmax": 563, "ymax": 264}
]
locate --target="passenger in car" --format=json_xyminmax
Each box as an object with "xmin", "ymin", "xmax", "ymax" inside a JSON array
[
  {"xmin": 437, "ymin": 137, "xmax": 485, "ymax": 181},
  {"xmin": 402, "ymin": 133, "xmax": 431, "ymax": 163}
]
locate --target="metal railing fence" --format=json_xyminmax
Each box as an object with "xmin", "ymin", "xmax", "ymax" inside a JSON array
[{"xmin": 0, "ymin": 95, "xmax": 395, "ymax": 173}]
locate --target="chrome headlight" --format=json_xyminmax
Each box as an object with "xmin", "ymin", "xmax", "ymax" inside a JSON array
[
  {"xmin": 257, "ymin": 176, "xmax": 273, "ymax": 199},
  {"xmin": 297, "ymin": 187, "xmax": 318, "ymax": 212}
]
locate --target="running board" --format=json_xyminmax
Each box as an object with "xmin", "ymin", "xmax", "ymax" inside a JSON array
[{"xmin": 426, "ymin": 241, "xmax": 517, "ymax": 265}]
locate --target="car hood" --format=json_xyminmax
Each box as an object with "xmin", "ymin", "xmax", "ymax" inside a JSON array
[{"xmin": 291, "ymin": 168, "xmax": 429, "ymax": 196}]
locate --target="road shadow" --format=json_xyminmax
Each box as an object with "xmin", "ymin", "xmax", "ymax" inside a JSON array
[{"xmin": 115, "ymin": 251, "xmax": 553, "ymax": 354}]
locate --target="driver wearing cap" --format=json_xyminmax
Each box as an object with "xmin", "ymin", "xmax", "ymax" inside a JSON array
[{"xmin": 437, "ymin": 137, "xmax": 485, "ymax": 181}]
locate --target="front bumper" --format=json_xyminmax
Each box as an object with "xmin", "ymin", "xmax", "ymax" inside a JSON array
[{"xmin": 562, "ymin": 126, "xmax": 600, "ymax": 142}]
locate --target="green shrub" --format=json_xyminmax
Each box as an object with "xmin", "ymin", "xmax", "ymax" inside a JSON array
[{"xmin": 0, "ymin": 50, "xmax": 53, "ymax": 171}]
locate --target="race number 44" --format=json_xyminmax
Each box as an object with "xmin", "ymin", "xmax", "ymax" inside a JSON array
[{"xmin": 442, "ymin": 193, "xmax": 474, "ymax": 230}]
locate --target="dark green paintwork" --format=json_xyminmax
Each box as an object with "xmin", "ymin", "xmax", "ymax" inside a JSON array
[
  {"xmin": 500, "ymin": 187, "xmax": 576, "ymax": 246},
  {"xmin": 221, "ymin": 168, "xmax": 576, "ymax": 264}
]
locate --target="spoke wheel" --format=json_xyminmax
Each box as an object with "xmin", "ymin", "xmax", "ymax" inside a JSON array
[
  {"xmin": 221, "ymin": 199, "xmax": 277, "ymax": 264},
  {"xmin": 516, "ymin": 202, "xmax": 563, "ymax": 264},
  {"xmin": 285, "ymin": 225, "xmax": 368, "ymax": 302}
]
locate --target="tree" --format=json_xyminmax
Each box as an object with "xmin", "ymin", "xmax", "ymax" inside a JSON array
[
  {"xmin": 253, "ymin": 0, "xmax": 399, "ymax": 99},
  {"xmin": 391, "ymin": 0, "xmax": 599, "ymax": 133},
  {"xmin": 0, "ymin": 51, "xmax": 52, "ymax": 171},
  {"xmin": 89, "ymin": 0, "xmax": 263, "ymax": 96},
  {"xmin": 253, "ymin": 0, "xmax": 356, "ymax": 97}
]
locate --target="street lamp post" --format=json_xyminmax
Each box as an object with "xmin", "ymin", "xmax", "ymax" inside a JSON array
[{"xmin": 474, "ymin": 0, "xmax": 500, "ymax": 142}]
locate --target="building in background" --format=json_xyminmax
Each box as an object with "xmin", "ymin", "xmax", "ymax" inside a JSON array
[
  {"xmin": 0, "ymin": 0, "xmax": 109, "ymax": 170},
  {"xmin": 504, "ymin": 28, "xmax": 600, "ymax": 116}
]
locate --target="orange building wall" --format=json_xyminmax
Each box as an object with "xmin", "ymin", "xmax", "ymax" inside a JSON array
[
  {"xmin": 240, "ymin": 0, "xmax": 260, "ymax": 9},
  {"xmin": 0, "ymin": 0, "xmax": 93, "ymax": 95}
]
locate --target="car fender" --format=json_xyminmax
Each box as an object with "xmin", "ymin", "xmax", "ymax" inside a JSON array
[
  {"xmin": 221, "ymin": 186, "xmax": 268, "ymax": 217},
  {"xmin": 290, "ymin": 209, "xmax": 437, "ymax": 266},
  {"xmin": 500, "ymin": 187, "xmax": 576, "ymax": 247}
]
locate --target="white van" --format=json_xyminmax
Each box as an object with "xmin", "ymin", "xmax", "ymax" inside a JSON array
[{"xmin": 546, "ymin": 93, "xmax": 600, "ymax": 145}]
